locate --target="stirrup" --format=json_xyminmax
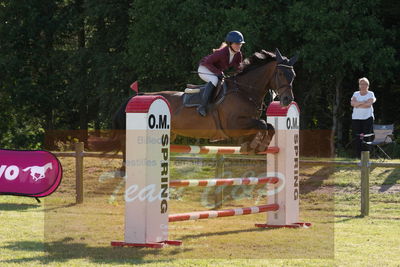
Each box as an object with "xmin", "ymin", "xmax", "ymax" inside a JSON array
[{"xmin": 197, "ymin": 106, "xmax": 207, "ymax": 116}]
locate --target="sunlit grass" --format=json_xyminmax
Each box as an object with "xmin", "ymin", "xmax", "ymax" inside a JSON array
[{"xmin": 0, "ymin": 155, "xmax": 399, "ymax": 266}]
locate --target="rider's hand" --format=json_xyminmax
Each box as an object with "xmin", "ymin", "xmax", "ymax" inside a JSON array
[{"xmin": 217, "ymin": 73, "xmax": 225, "ymax": 80}]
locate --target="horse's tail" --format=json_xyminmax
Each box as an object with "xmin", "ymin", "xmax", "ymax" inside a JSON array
[
  {"xmin": 88, "ymin": 95, "xmax": 134, "ymax": 154},
  {"xmin": 22, "ymin": 167, "xmax": 32, "ymax": 172}
]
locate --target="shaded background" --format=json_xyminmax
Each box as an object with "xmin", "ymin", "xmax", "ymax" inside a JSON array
[{"xmin": 1, "ymin": 0, "xmax": 399, "ymax": 157}]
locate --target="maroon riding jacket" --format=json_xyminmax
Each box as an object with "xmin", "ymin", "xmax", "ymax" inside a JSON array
[{"xmin": 199, "ymin": 46, "xmax": 243, "ymax": 75}]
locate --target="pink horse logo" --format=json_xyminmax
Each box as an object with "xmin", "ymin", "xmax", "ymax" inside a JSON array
[{"xmin": 23, "ymin": 162, "xmax": 53, "ymax": 182}]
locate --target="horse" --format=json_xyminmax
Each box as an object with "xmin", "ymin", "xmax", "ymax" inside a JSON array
[
  {"xmin": 23, "ymin": 162, "xmax": 53, "ymax": 181},
  {"xmin": 99, "ymin": 48, "xmax": 298, "ymax": 175}
]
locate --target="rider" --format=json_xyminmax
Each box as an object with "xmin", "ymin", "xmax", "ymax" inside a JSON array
[{"xmin": 197, "ymin": 30, "xmax": 245, "ymax": 116}]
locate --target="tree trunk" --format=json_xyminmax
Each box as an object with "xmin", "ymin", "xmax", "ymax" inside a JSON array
[
  {"xmin": 76, "ymin": 0, "xmax": 88, "ymax": 145},
  {"xmin": 330, "ymin": 75, "xmax": 343, "ymax": 157}
]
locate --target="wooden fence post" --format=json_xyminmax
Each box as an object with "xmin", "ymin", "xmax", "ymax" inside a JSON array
[
  {"xmin": 360, "ymin": 151, "xmax": 370, "ymax": 217},
  {"xmin": 214, "ymin": 154, "xmax": 224, "ymax": 209},
  {"xmin": 75, "ymin": 142, "xmax": 84, "ymax": 204}
]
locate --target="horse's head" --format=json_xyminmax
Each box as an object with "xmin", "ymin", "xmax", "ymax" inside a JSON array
[
  {"xmin": 272, "ymin": 48, "xmax": 298, "ymax": 106},
  {"xmin": 234, "ymin": 49, "xmax": 297, "ymax": 107}
]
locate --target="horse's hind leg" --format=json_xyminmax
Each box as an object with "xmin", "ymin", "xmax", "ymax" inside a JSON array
[
  {"xmin": 118, "ymin": 138, "xmax": 126, "ymax": 177},
  {"xmin": 120, "ymin": 150, "xmax": 126, "ymax": 177}
]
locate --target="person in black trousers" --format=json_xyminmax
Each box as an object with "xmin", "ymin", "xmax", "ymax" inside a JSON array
[{"xmin": 350, "ymin": 77, "xmax": 376, "ymax": 158}]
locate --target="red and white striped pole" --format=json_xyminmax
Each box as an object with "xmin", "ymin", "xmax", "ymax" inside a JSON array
[
  {"xmin": 169, "ymin": 177, "xmax": 279, "ymax": 187},
  {"xmin": 170, "ymin": 145, "xmax": 279, "ymax": 155},
  {"xmin": 169, "ymin": 204, "xmax": 279, "ymax": 222}
]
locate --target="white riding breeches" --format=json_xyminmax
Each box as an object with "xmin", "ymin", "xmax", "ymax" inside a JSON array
[{"xmin": 198, "ymin": 65, "xmax": 219, "ymax": 86}]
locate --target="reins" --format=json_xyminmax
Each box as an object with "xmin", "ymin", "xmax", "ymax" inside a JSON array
[
  {"xmin": 229, "ymin": 62, "xmax": 294, "ymax": 112},
  {"xmin": 191, "ymin": 59, "xmax": 294, "ymax": 113}
]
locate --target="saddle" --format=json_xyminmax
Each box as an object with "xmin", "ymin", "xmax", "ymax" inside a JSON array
[{"xmin": 183, "ymin": 81, "xmax": 226, "ymax": 108}]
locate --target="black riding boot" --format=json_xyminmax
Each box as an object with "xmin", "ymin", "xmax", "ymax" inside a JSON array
[{"xmin": 197, "ymin": 82, "xmax": 215, "ymax": 116}]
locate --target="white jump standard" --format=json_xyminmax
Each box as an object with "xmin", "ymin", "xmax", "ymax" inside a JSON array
[
  {"xmin": 111, "ymin": 96, "xmax": 310, "ymax": 248},
  {"xmin": 111, "ymin": 95, "xmax": 179, "ymax": 248}
]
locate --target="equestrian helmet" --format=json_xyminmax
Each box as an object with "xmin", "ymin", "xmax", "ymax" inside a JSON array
[{"xmin": 225, "ymin": 31, "xmax": 245, "ymax": 43}]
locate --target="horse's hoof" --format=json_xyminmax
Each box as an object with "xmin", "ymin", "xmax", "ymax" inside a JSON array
[
  {"xmin": 240, "ymin": 142, "xmax": 250, "ymax": 153},
  {"xmin": 247, "ymin": 149, "xmax": 256, "ymax": 155},
  {"xmin": 241, "ymin": 141, "xmax": 258, "ymax": 154},
  {"xmin": 257, "ymin": 143, "xmax": 267, "ymax": 153}
]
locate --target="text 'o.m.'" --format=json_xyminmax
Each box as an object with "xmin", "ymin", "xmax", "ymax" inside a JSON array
[
  {"xmin": 286, "ymin": 117, "xmax": 299, "ymax": 130},
  {"xmin": 148, "ymin": 114, "xmax": 170, "ymax": 129}
]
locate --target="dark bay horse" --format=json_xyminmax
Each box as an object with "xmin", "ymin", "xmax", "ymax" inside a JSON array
[{"xmin": 104, "ymin": 48, "xmax": 297, "ymax": 173}]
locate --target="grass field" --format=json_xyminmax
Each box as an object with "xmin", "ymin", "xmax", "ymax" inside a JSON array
[{"xmin": 1, "ymin": 154, "xmax": 399, "ymax": 266}]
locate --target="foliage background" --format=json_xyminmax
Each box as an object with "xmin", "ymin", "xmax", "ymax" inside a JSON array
[{"xmin": 1, "ymin": 0, "xmax": 399, "ymax": 156}]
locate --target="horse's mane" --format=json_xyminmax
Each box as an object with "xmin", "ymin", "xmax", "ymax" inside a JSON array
[{"xmin": 236, "ymin": 50, "xmax": 276, "ymax": 76}]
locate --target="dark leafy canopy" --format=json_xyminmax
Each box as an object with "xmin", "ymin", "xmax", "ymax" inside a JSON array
[
  {"xmin": 283, "ymin": 0, "xmax": 397, "ymax": 154},
  {"xmin": 127, "ymin": 0, "xmax": 274, "ymax": 90},
  {"xmin": 0, "ymin": 0, "xmax": 133, "ymax": 148},
  {"xmin": 0, "ymin": 0, "xmax": 398, "ymax": 156}
]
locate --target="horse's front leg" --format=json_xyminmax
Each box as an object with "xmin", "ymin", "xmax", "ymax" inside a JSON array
[
  {"xmin": 240, "ymin": 119, "xmax": 275, "ymax": 153},
  {"xmin": 251, "ymin": 121, "xmax": 275, "ymax": 152}
]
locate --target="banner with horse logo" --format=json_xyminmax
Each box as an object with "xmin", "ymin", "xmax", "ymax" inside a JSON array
[{"xmin": 0, "ymin": 149, "xmax": 62, "ymax": 198}]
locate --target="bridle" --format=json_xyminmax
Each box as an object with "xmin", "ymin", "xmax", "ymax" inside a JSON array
[
  {"xmin": 274, "ymin": 63, "xmax": 294, "ymax": 94},
  {"xmin": 232, "ymin": 62, "xmax": 293, "ymax": 100}
]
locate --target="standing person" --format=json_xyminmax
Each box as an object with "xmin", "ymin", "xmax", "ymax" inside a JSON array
[
  {"xmin": 351, "ymin": 77, "xmax": 376, "ymax": 158},
  {"xmin": 197, "ymin": 30, "xmax": 245, "ymax": 116}
]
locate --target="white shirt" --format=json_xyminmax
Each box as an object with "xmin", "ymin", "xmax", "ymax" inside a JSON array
[
  {"xmin": 351, "ymin": 91, "xmax": 376, "ymax": 120},
  {"xmin": 229, "ymin": 48, "xmax": 235, "ymax": 63}
]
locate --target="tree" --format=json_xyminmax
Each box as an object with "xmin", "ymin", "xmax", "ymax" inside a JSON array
[
  {"xmin": 1, "ymin": 0, "xmax": 398, "ymax": 155},
  {"xmin": 127, "ymin": 0, "xmax": 276, "ymax": 90},
  {"xmin": 0, "ymin": 0, "xmax": 67, "ymax": 148},
  {"xmin": 285, "ymin": 0, "xmax": 396, "ymax": 155}
]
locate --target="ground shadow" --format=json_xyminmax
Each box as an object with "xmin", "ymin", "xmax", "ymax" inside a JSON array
[
  {"xmin": 41, "ymin": 203, "xmax": 76, "ymax": 213},
  {"xmin": 178, "ymin": 226, "xmax": 276, "ymax": 240},
  {"xmin": 334, "ymin": 215, "xmax": 365, "ymax": 223},
  {"xmin": 1, "ymin": 238, "xmax": 192, "ymax": 265},
  {"xmin": 335, "ymin": 214, "xmax": 400, "ymax": 223},
  {"xmin": 380, "ymin": 168, "xmax": 400, "ymax": 192},
  {"xmin": 0, "ymin": 202, "xmax": 39, "ymax": 211},
  {"xmin": 301, "ymin": 166, "xmax": 335, "ymax": 194}
]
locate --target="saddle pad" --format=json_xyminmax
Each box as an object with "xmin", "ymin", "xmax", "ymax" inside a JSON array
[
  {"xmin": 0, "ymin": 149, "xmax": 62, "ymax": 197},
  {"xmin": 183, "ymin": 85, "xmax": 206, "ymax": 107},
  {"xmin": 183, "ymin": 91, "xmax": 202, "ymax": 107}
]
